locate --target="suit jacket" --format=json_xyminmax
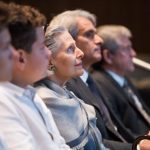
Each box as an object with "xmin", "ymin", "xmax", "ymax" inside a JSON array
[
  {"xmin": 91, "ymin": 68, "xmax": 150, "ymax": 138},
  {"xmin": 66, "ymin": 77, "xmax": 132, "ymax": 150}
]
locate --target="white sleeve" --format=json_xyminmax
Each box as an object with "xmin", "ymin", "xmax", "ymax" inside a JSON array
[
  {"xmin": 0, "ymin": 133, "xmax": 8, "ymax": 150},
  {"xmin": 0, "ymin": 98, "xmax": 38, "ymax": 150}
]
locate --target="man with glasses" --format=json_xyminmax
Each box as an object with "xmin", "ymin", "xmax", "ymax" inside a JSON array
[{"xmin": 92, "ymin": 25, "xmax": 150, "ymax": 140}]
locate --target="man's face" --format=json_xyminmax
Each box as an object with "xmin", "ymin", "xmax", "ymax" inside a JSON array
[
  {"xmin": 0, "ymin": 28, "xmax": 13, "ymax": 81},
  {"xmin": 25, "ymin": 27, "xmax": 51, "ymax": 84},
  {"xmin": 110, "ymin": 36, "xmax": 136, "ymax": 75},
  {"xmin": 75, "ymin": 17, "xmax": 103, "ymax": 69}
]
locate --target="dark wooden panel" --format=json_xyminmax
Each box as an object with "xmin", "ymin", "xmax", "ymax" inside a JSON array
[{"xmin": 3, "ymin": 0, "xmax": 150, "ymax": 54}]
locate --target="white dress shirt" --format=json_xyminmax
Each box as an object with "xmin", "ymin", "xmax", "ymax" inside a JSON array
[
  {"xmin": 0, "ymin": 82, "xmax": 70, "ymax": 150},
  {"xmin": 80, "ymin": 70, "xmax": 89, "ymax": 85},
  {"xmin": 106, "ymin": 70, "xmax": 125, "ymax": 87}
]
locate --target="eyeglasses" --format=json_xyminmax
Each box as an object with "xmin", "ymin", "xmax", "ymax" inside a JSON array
[{"xmin": 118, "ymin": 45, "xmax": 133, "ymax": 53}]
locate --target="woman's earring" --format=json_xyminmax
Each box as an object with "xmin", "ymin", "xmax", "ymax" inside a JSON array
[{"xmin": 48, "ymin": 64, "xmax": 56, "ymax": 73}]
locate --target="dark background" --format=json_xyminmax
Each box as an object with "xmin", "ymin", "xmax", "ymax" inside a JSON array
[
  {"xmin": 2, "ymin": 0, "xmax": 150, "ymax": 106},
  {"xmin": 3, "ymin": 0, "xmax": 150, "ymax": 58}
]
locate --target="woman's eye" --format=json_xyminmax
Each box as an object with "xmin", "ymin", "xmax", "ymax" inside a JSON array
[{"xmin": 67, "ymin": 46, "xmax": 75, "ymax": 54}]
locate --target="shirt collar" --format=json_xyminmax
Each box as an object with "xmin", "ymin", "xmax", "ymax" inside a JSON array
[
  {"xmin": 23, "ymin": 85, "xmax": 36, "ymax": 100},
  {"xmin": 106, "ymin": 70, "xmax": 125, "ymax": 87},
  {"xmin": 80, "ymin": 69, "xmax": 89, "ymax": 84},
  {"xmin": 0, "ymin": 82, "xmax": 36, "ymax": 100}
]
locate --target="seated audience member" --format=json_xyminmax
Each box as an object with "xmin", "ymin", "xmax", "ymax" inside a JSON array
[
  {"xmin": 92, "ymin": 25, "xmax": 150, "ymax": 137},
  {"xmin": 0, "ymin": 2, "xmax": 14, "ymax": 149},
  {"xmin": 36, "ymin": 9, "xmax": 133, "ymax": 150},
  {"xmin": 0, "ymin": 3, "xmax": 70, "ymax": 150},
  {"xmin": 35, "ymin": 26, "xmax": 107, "ymax": 150}
]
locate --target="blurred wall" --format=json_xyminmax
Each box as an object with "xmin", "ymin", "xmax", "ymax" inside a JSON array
[{"xmin": 4, "ymin": 0, "xmax": 150, "ymax": 55}]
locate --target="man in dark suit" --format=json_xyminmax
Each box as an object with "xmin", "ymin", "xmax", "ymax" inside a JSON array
[
  {"xmin": 49, "ymin": 10, "xmax": 133, "ymax": 150},
  {"xmin": 92, "ymin": 25, "xmax": 150, "ymax": 138}
]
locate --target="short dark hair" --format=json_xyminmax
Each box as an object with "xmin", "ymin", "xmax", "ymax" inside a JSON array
[
  {"xmin": 0, "ymin": 1, "xmax": 9, "ymax": 31},
  {"xmin": 8, "ymin": 3, "xmax": 46, "ymax": 53}
]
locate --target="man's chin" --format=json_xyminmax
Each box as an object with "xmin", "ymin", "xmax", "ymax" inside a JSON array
[
  {"xmin": 127, "ymin": 67, "xmax": 135, "ymax": 74},
  {"xmin": 94, "ymin": 55, "xmax": 102, "ymax": 63},
  {"xmin": 74, "ymin": 70, "xmax": 84, "ymax": 77},
  {"xmin": 130, "ymin": 64, "xmax": 135, "ymax": 71},
  {"xmin": 37, "ymin": 73, "xmax": 48, "ymax": 82}
]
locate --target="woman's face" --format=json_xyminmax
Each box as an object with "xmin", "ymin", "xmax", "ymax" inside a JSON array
[{"xmin": 51, "ymin": 31, "xmax": 84, "ymax": 81}]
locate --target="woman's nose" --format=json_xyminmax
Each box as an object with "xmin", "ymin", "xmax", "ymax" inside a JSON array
[{"xmin": 76, "ymin": 47, "xmax": 84, "ymax": 59}]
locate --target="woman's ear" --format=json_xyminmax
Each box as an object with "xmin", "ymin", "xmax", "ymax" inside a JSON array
[
  {"xmin": 48, "ymin": 60, "xmax": 53, "ymax": 69},
  {"xmin": 102, "ymin": 49, "xmax": 114, "ymax": 65},
  {"xmin": 48, "ymin": 57, "xmax": 56, "ymax": 72},
  {"xmin": 49, "ymin": 57, "xmax": 55, "ymax": 66}
]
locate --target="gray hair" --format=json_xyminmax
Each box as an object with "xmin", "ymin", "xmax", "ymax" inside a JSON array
[
  {"xmin": 45, "ymin": 26, "xmax": 67, "ymax": 55},
  {"xmin": 49, "ymin": 9, "xmax": 97, "ymax": 39},
  {"xmin": 97, "ymin": 25, "xmax": 132, "ymax": 54}
]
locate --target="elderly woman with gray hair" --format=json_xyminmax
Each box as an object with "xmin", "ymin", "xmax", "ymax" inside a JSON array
[{"xmin": 34, "ymin": 26, "xmax": 108, "ymax": 150}]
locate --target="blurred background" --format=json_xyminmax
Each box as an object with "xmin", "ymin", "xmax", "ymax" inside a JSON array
[
  {"xmin": 3, "ymin": 0, "xmax": 150, "ymax": 106},
  {"xmin": 3, "ymin": 0, "xmax": 150, "ymax": 55}
]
